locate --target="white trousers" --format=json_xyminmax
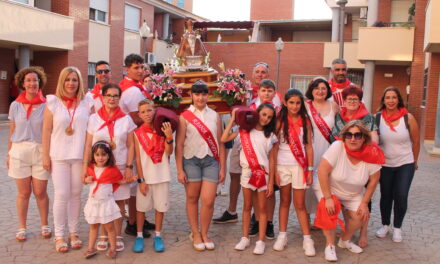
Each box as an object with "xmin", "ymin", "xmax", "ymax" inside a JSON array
[{"xmin": 51, "ymin": 159, "xmax": 83, "ymax": 237}]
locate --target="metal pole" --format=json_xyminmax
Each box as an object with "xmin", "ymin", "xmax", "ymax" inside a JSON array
[
  {"xmin": 338, "ymin": 2, "xmax": 346, "ymax": 58},
  {"xmin": 276, "ymin": 50, "xmax": 281, "ymax": 89}
]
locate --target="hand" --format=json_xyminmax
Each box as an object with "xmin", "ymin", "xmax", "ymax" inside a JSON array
[
  {"xmin": 161, "ymin": 122, "xmax": 173, "ymax": 139},
  {"xmin": 325, "ymin": 197, "xmax": 336, "ymax": 216},
  {"xmin": 139, "ymin": 182, "xmax": 148, "ymax": 196},
  {"xmin": 218, "ymin": 169, "xmax": 226, "ymax": 184},
  {"xmin": 306, "ymin": 170, "xmax": 313, "ymax": 186},
  {"xmin": 356, "ymin": 202, "xmax": 370, "ymax": 222},
  {"xmin": 230, "ymin": 108, "xmax": 238, "ymax": 123},
  {"xmin": 266, "ymin": 184, "xmax": 274, "ymax": 198},
  {"xmin": 84, "ymin": 176, "xmax": 93, "ymax": 184},
  {"xmin": 275, "ymin": 172, "xmax": 281, "ymax": 186},
  {"xmin": 177, "ymin": 170, "xmax": 188, "ymax": 184},
  {"xmin": 415, "ymin": 162, "xmax": 418, "ymax": 170},
  {"xmin": 6, "ymin": 155, "xmax": 10, "ymax": 169},
  {"xmin": 43, "ymin": 155, "xmax": 51, "ymax": 172},
  {"xmin": 124, "ymin": 168, "xmax": 134, "ymax": 183}
]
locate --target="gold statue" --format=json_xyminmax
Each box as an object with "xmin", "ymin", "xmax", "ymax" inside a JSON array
[{"xmin": 177, "ymin": 19, "xmax": 208, "ymax": 71}]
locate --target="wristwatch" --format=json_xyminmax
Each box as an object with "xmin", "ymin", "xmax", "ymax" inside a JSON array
[
  {"xmin": 126, "ymin": 164, "xmax": 134, "ymax": 169},
  {"xmin": 307, "ymin": 166, "xmax": 314, "ymax": 171},
  {"xmin": 137, "ymin": 178, "xmax": 145, "ymax": 183},
  {"xmin": 166, "ymin": 139, "xmax": 174, "ymax": 144}
]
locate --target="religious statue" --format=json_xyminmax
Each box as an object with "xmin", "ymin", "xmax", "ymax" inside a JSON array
[{"xmin": 176, "ymin": 19, "xmax": 209, "ymax": 71}]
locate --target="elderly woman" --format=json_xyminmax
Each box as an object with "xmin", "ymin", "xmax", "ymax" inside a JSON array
[
  {"xmin": 42, "ymin": 67, "xmax": 92, "ymax": 253},
  {"xmin": 317, "ymin": 120, "xmax": 384, "ymax": 261},
  {"xmin": 82, "ymin": 83, "xmax": 136, "ymax": 252},
  {"xmin": 7, "ymin": 67, "xmax": 51, "ymax": 242},
  {"xmin": 375, "ymin": 87, "xmax": 420, "ymax": 243}
]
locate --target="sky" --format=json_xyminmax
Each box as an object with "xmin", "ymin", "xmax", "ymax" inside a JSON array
[{"xmin": 192, "ymin": 0, "xmax": 332, "ymax": 21}]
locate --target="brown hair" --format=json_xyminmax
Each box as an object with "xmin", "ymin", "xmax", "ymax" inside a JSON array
[
  {"xmin": 14, "ymin": 66, "xmax": 47, "ymax": 90},
  {"xmin": 90, "ymin": 141, "xmax": 116, "ymax": 167},
  {"xmin": 339, "ymin": 120, "xmax": 372, "ymax": 145},
  {"xmin": 377, "ymin": 86, "xmax": 405, "ymax": 111},
  {"xmin": 342, "ymin": 85, "xmax": 363, "ymax": 101}
]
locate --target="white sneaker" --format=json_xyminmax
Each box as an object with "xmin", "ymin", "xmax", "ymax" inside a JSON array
[
  {"xmin": 234, "ymin": 237, "xmax": 250, "ymax": 251},
  {"xmin": 272, "ymin": 234, "xmax": 287, "ymax": 251},
  {"xmin": 392, "ymin": 228, "xmax": 403, "ymax": 242},
  {"xmin": 324, "ymin": 244, "xmax": 338, "ymax": 262},
  {"xmin": 253, "ymin": 240, "xmax": 265, "ymax": 255},
  {"xmin": 303, "ymin": 238, "xmax": 316, "ymax": 257},
  {"xmin": 376, "ymin": 225, "xmax": 390, "ymax": 238},
  {"xmin": 337, "ymin": 239, "xmax": 363, "ymax": 254}
]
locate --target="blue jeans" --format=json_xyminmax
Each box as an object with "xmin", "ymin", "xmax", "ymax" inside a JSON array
[
  {"xmin": 379, "ymin": 163, "xmax": 415, "ymax": 228},
  {"xmin": 183, "ymin": 155, "xmax": 219, "ymax": 183}
]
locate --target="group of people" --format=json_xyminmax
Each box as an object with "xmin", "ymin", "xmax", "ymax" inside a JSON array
[{"xmin": 7, "ymin": 55, "xmax": 420, "ymax": 261}]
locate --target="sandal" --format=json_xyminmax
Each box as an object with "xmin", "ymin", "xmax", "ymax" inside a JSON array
[
  {"xmin": 96, "ymin": 236, "xmax": 108, "ymax": 251},
  {"xmin": 54, "ymin": 237, "xmax": 68, "ymax": 253},
  {"xmin": 106, "ymin": 248, "xmax": 117, "ymax": 259},
  {"xmin": 83, "ymin": 248, "xmax": 97, "ymax": 259},
  {"xmin": 41, "ymin": 225, "xmax": 52, "ymax": 239},
  {"xmin": 16, "ymin": 228, "xmax": 26, "ymax": 242},
  {"xmin": 69, "ymin": 233, "xmax": 83, "ymax": 250},
  {"xmin": 116, "ymin": 236, "xmax": 124, "ymax": 252}
]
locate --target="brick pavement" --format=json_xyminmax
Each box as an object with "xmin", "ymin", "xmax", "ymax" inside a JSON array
[{"xmin": 0, "ymin": 121, "xmax": 439, "ymax": 264}]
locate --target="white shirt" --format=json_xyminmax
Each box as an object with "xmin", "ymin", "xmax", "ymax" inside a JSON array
[
  {"xmin": 236, "ymin": 129, "xmax": 277, "ymax": 171},
  {"xmin": 86, "ymin": 91, "xmax": 103, "ymax": 111},
  {"xmin": 135, "ymin": 133, "xmax": 171, "ymax": 184},
  {"xmin": 183, "ymin": 104, "xmax": 219, "ymax": 159},
  {"xmin": 277, "ymin": 128, "xmax": 306, "ymax": 166},
  {"xmin": 119, "ymin": 86, "xmax": 145, "ymax": 114},
  {"xmin": 87, "ymin": 113, "xmax": 137, "ymax": 166},
  {"xmin": 323, "ymin": 141, "xmax": 381, "ymax": 199},
  {"xmin": 46, "ymin": 95, "xmax": 91, "ymax": 161},
  {"xmin": 88, "ymin": 166, "xmax": 113, "ymax": 200}
]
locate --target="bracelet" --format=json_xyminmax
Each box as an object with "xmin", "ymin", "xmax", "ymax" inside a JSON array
[
  {"xmin": 166, "ymin": 139, "xmax": 174, "ymax": 144},
  {"xmin": 307, "ymin": 166, "xmax": 314, "ymax": 171},
  {"xmin": 126, "ymin": 164, "xmax": 134, "ymax": 169}
]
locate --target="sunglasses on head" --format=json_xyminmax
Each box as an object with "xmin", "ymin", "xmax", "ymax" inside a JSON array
[
  {"xmin": 96, "ymin": 69, "xmax": 110, "ymax": 74},
  {"xmin": 343, "ymin": 132, "xmax": 363, "ymax": 140}
]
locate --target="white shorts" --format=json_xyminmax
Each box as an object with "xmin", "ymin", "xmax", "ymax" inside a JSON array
[
  {"xmin": 8, "ymin": 142, "xmax": 49, "ymax": 181},
  {"xmin": 229, "ymin": 144, "xmax": 241, "ymax": 174},
  {"xmin": 136, "ymin": 182, "xmax": 170, "ymax": 213},
  {"xmin": 240, "ymin": 167, "xmax": 268, "ymax": 192},
  {"xmin": 312, "ymin": 183, "xmax": 363, "ymax": 212},
  {"xmin": 114, "ymin": 165, "xmax": 130, "ymax": 201},
  {"xmin": 278, "ymin": 164, "xmax": 307, "ymax": 190}
]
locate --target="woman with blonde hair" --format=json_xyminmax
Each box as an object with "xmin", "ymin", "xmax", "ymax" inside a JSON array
[{"xmin": 42, "ymin": 66, "xmax": 92, "ymax": 253}]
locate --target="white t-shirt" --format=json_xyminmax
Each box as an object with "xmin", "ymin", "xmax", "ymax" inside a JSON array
[
  {"xmin": 135, "ymin": 133, "xmax": 171, "ymax": 184},
  {"xmin": 46, "ymin": 95, "xmax": 91, "ymax": 161},
  {"xmin": 88, "ymin": 167, "xmax": 113, "ymax": 199},
  {"xmin": 235, "ymin": 129, "xmax": 277, "ymax": 171},
  {"xmin": 87, "ymin": 113, "xmax": 137, "ymax": 166},
  {"xmin": 119, "ymin": 87, "xmax": 145, "ymax": 114},
  {"xmin": 322, "ymin": 141, "xmax": 381, "ymax": 199},
  {"xmin": 277, "ymin": 128, "xmax": 306, "ymax": 166},
  {"xmin": 86, "ymin": 91, "xmax": 103, "ymax": 111}
]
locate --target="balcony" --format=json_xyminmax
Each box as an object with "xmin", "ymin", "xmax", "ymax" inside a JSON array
[
  {"xmin": 357, "ymin": 26, "xmax": 414, "ymax": 64},
  {"xmin": 325, "ymin": 0, "xmax": 367, "ymax": 8},
  {"xmin": 424, "ymin": 0, "xmax": 440, "ymax": 53},
  {"xmin": 323, "ymin": 42, "xmax": 364, "ymax": 69},
  {"xmin": 0, "ymin": 0, "xmax": 74, "ymax": 50}
]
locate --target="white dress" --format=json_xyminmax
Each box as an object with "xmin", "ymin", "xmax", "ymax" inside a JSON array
[{"xmin": 83, "ymin": 167, "xmax": 121, "ymax": 224}]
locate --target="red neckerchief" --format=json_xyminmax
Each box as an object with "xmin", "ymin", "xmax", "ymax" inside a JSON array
[
  {"xmin": 251, "ymin": 84, "xmax": 259, "ymax": 99},
  {"xmin": 119, "ymin": 77, "xmax": 152, "ymax": 99},
  {"xmin": 314, "ymin": 195, "xmax": 345, "ymax": 232},
  {"xmin": 340, "ymin": 103, "xmax": 369, "ymax": 122},
  {"xmin": 90, "ymin": 83, "xmax": 103, "ymax": 102},
  {"xmin": 382, "ymin": 108, "xmax": 409, "ymax": 132},
  {"xmin": 239, "ymin": 129, "xmax": 267, "ymax": 188},
  {"xmin": 181, "ymin": 109, "xmax": 219, "ymax": 161},
  {"xmin": 87, "ymin": 164, "xmax": 123, "ymax": 194},
  {"xmin": 97, "ymin": 107, "xmax": 126, "ymax": 144},
  {"xmin": 343, "ymin": 142, "xmax": 385, "ymax": 164},
  {"xmin": 307, "ymin": 100, "xmax": 332, "ymax": 143},
  {"xmin": 135, "ymin": 124, "xmax": 165, "ymax": 164},
  {"xmin": 15, "ymin": 90, "xmax": 46, "ymax": 119},
  {"xmin": 286, "ymin": 115, "xmax": 308, "ymax": 183},
  {"xmin": 328, "ymin": 78, "xmax": 351, "ymax": 92}
]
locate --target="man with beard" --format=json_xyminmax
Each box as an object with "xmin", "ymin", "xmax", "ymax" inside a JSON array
[{"xmin": 328, "ymin": 58, "xmax": 354, "ymax": 108}]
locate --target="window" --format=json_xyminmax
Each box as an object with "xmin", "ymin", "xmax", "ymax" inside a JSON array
[
  {"xmin": 90, "ymin": 0, "xmax": 108, "ymax": 23},
  {"xmin": 125, "ymin": 4, "xmax": 141, "ymax": 31},
  {"xmin": 11, "ymin": 0, "xmax": 29, "ymax": 4},
  {"xmin": 177, "ymin": 0, "xmax": 184, "ymax": 8},
  {"xmin": 290, "ymin": 75, "xmax": 322, "ymax": 94},
  {"xmin": 88, "ymin": 63, "xmax": 97, "ymax": 90}
]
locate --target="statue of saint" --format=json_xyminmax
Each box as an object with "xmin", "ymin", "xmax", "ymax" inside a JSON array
[{"xmin": 177, "ymin": 20, "xmax": 208, "ymax": 70}]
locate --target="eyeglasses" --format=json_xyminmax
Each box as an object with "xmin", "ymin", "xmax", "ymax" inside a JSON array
[
  {"xmin": 343, "ymin": 132, "xmax": 363, "ymax": 140},
  {"xmin": 96, "ymin": 69, "xmax": 110, "ymax": 74},
  {"xmin": 345, "ymin": 97, "xmax": 360, "ymax": 102},
  {"xmin": 104, "ymin": 94, "xmax": 120, "ymax": 99}
]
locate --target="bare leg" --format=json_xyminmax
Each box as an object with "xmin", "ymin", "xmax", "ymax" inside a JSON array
[
  {"xmin": 292, "ymin": 189, "xmax": 311, "ymax": 235},
  {"xmin": 322, "ymin": 228, "xmax": 337, "ymax": 246},
  {"xmin": 358, "ymin": 220, "xmax": 369, "ymax": 247},
  {"xmin": 341, "ymin": 210, "xmax": 364, "ymax": 242},
  {"xmin": 228, "ymin": 173, "xmax": 241, "ymax": 212},
  {"xmin": 278, "ymin": 184, "xmax": 292, "ymax": 232},
  {"xmin": 200, "ymin": 181, "xmax": 217, "ymax": 243},
  {"xmin": 15, "ymin": 178, "xmax": 32, "ymax": 229},
  {"xmin": 241, "ymin": 188, "xmax": 253, "ymax": 237},
  {"xmin": 104, "ymin": 222, "xmax": 116, "ymax": 250},
  {"xmin": 31, "ymin": 178, "xmax": 49, "ymax": 226},
  {"xmin": 253, "ymin": 192, "xmax": 259, "ymax": 221},
  {"xmin": 114, "ymin": 200, "xmax": 126, "ymax": 238},
  {"xmin": 128, "ymin": 196, "xmax": 137, "ymax": 225},
  {"xmin": 136, "ymin": 211, "xmax": 145, "ymax": 234},
  {"xmin": 257, "ymin": 190, "xmax": 268, "ymax": 242},
  {"xmin": 87, "ymin": 224, "xmax": 100, "ymax": 250},
  {"xmin": 185, "ymin": 182, "xmax": 203, "ymax": 244},
  {"xmin": 266, "ymin": 192, "xmax": 275, "ymax": 222},
  {"xmin": 155, "ymin": 211, "xmax": 164, "ymax": 233}
]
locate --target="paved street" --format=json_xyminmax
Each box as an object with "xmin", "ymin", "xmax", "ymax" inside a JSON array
[{"xmin": 0, "ymin": 120, "xmax": 439, "ymax": 264}]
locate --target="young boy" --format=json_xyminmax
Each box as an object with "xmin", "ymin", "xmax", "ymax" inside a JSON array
[{"xmin": 132, "ymin": 99, "xmax": 174, "ymax": 253}]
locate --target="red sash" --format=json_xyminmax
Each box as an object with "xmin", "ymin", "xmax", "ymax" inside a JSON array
[
  {"xmin": 381, "ymin": 108, "xmax": 408, "ymax": 132},
  {"xmin": 119, "ymin": 77, "xmax": 152, "ymax": 99},
  {"xmin": 97, "ymin": 107, "xmax": 126, "ymax": 144},
  {"xmin": 182, "ymin": 110, "xmax": 219, "ymax": 161},
  {"xmin": 286, "ymin": 115, "xmax": 308, "ymax": 183},
  {"xmin": 135, "ymin": 124, "xmax": 165, "ymax": 164},
  {"xmin": 340, "ymin": 103, "xmax": 369, "ymax": 122},
  {"xmin": 314, "ymin": 195, "xmax": 345, "ymax": 231},
  {"xmin": 87, "ymin": 165, "xmax": 123, "ymax": 194},
  {"xmin": 15, "ymin": 90, "xmax": 46, "ymax": 119},
  {"xmin": 344, "ymin": 142, "xmax": 385, "ymax": 164},
  {"xmin": 307, "ymin": 100, "xmax": 331, "ymax": 143},
  {"xmin": 239, "ymin": 129, "xmax": 267, "ymax": 188}
]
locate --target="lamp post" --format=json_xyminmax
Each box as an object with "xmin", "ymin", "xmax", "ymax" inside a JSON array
[
  {"xmin": 337, "ymin": 0, "xmax": 348, "ymax": 59},
  {"xmin": 275, "ymin": 37, "xmax": 284, "ymax": 89},
  {"xmin": 139, "ymin": 19, "xmax": 151, "ymax": 59}
]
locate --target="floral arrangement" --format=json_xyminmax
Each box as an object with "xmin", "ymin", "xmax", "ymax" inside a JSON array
[
  {"xmin": 145, "ymin": 69, "xmax": 182, "ymax": 109},
  {"xmin": 214, "ymin": 63, "xmax": 251, "ymax": 106}
]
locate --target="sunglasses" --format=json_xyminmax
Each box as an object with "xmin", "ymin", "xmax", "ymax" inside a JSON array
[
  {"xmin": 343, "ymin": 132, "xmax": 363, "ymax": 140},
  {"xmin": 96, "ymin": 69, "xmax": 110, "ymax": 74}
]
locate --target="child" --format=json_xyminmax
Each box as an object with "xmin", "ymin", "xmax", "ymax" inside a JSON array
[
  {"xmin": 83, "ymin": 141, "xmax": 123, "ymax": 259},
  {"xmin": 132, "ymin": 99, "xmax": 174, "ymax": 253},
  {"xmin": 222, "ymin": 103, "xmax": 277, "ymax": 254},
  {"xmin": 273, "ymin": 89, "xmax": 316, "ymax": 256}
]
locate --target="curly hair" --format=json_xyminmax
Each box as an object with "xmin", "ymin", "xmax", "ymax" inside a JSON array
[{"xmin": 14, "ymin": 66, "xmax": 47, "ymax": 90}]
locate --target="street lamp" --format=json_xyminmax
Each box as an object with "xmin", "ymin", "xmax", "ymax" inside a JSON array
[
  {"xmin": 139, "ymin": 20, "xmax": 151, "ymax": 58},
  {"xmin": 275, "ymin": 37, "xmax": 284, "ymax": 89},
  {"xmin": 337, "ymin": 0, "xmax": 348, "ymax": 59}
]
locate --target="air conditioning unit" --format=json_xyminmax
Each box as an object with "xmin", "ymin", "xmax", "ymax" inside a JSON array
[
  {"xmin": 360, "ymin": 7, "xmax": 368, "ymax": 19},
  {"xmin": 145, "ymin": 52, "xmax": 156, "ymax": 65}
]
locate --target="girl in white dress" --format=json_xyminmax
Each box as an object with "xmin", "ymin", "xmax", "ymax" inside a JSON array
[{"xmin": 83, "ymin": 141, "xmax": 122, "ymax": 259}]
